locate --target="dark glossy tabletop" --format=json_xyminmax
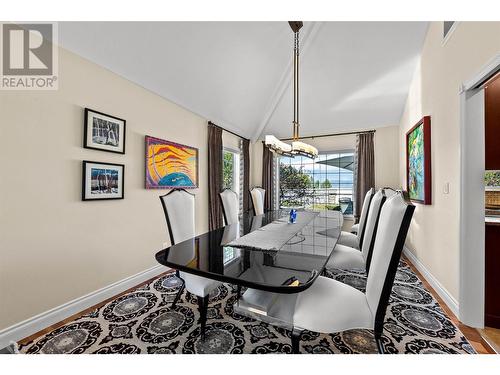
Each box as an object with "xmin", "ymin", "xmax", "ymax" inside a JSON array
[{"xmin": 155, "ymin": 210, "xmax": 341, "ymax": 293}]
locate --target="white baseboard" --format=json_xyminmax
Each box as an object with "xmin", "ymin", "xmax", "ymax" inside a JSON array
[
  {"xmin": 403, "ymin": 247, "xmax": 459, "ymax": 318},
  {"xmin": 0, "ymin": 264, "xmax": 168, "ymax": 349}
]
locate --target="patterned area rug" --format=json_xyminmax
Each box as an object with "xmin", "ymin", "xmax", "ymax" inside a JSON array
[{"xmin": 19, "ymin": 260, "xmax": 475, "ymax": 354}]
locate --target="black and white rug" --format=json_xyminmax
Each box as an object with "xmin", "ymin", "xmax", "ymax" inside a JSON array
[{"xmin": 19, "ymin": 260, "xmax": 475, "ymax": 354}]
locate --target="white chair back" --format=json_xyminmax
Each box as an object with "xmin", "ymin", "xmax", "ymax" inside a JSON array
[
  {"xmin": 250, "ymin": 187, "xmax": 265, "ymax": 215},
  {"xmin": 221, "ymin": 222, "xmax": 240, "ymax": 245},
  {"xmin": 360, "ymin": 189, "xmax": 386, "ymax": 265},
  {"xmin": 250, "ymin": 214, "xmax": 264, "ymax": 231},
  {"xmin": 219, "ymin": 189, "xmax": 239, "ymax": 225},
  {"xmin": 160, "ymin": 189, "xmax": 195, "ymax": 245},
  {"xmin": 383, "ymin": 187, "xmax": 398, "ymax": 198},
  {"xmin": 365, "ymin": 192, "xmax": 415, "ymax": 320},
  {"xmin": 357, "ymin": 188, "xmax": 375, "ymax": 245}
]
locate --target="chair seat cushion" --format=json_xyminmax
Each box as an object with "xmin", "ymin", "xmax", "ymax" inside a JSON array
[
  {"xmin": 327, "ymin": 244, "xmax": 365, "ymax": 270},
  {"xmin": 350, "ymin": 223, "xmax": 359, "ymax": 234},
  {"xmin": 337, "ymin": 231, "xmax": 359, "ymax": 249},
  {"xmin": 293, "ymin": 276, "xmax": 373, "ymax": 333},
  {"xmin": 179, "ymin": 272, "xmax": 221, "ymax": 297}
]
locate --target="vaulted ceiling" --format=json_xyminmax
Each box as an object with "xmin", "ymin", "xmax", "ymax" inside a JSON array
[{"xmin": 59, "ymin": 21, "xmax": 428, "ymax": 140}]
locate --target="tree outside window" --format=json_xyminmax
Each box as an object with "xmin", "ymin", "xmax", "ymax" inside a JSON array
[
  {"xmin": 278, "ymin": 152, "xmax": 354, "ymax": 215},
  {"xmin": 223, "ymin": 150, "xmax": 235, "ymax": 190}
]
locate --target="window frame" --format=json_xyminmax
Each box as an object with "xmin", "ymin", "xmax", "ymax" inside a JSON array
[{"xmin": 277, "ymin": 149, "xmax": 355, "ymax": 217}]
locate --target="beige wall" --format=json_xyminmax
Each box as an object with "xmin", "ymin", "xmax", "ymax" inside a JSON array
[
  {"xmin": 222, "ymin": 130, "xmax": 241, "ymax": 151},
  {"xmin": 374, "ymin": 126, "xmax": 401, "ymax": 190},
  {"xmin": 399, "ymin": 22, "xmax": 500, "ymax": 302},
  {"xmin": 251, "ymin": 141, "xmax": 264, "ymax": 188},
  {"xmin": 0, "ymin": 48, "xmax": 217, "ymax": 329}
]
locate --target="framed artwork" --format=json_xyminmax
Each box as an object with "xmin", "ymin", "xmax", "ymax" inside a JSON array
[
  {"xmin": 406, "ymin": 116, "xmax": 432, "ymax": 205},
  {"xmin": 82, "ymin": 161, "xmax": 125, "ymax": 201},
  {"xmin": 145, "ymin": 135, "xmax": 199, "ymax": 189},
  {"xmin": 84, "ymin": 108, "xmax": 126, "ymax": 154}
]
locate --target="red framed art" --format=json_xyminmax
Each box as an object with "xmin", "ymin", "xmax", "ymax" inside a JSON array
[{"xmin": 406, "ymin": 116, "xmax": 432, "ymax": 205}]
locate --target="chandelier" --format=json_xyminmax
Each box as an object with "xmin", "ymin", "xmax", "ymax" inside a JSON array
[{"xmin": 265, "ymin": 21, "xmax": 318, "ymax": 159}]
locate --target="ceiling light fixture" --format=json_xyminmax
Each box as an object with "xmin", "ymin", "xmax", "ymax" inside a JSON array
[{"xmin": 265, "ymin": 21, "xmax": 318, "ymax": 159}]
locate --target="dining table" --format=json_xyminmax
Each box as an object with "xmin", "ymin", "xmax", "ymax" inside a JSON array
[{"xmin": 155, "ymin": 209, "xmax": 342, "ymax": 329}]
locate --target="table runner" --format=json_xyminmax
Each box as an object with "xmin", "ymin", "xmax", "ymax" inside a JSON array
[{"xmin": 227, "ymin": 211, "xmax": 319, "ymax": 251}]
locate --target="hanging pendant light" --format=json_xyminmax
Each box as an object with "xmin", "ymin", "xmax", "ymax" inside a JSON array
[{"xmin": 265, "ymin": 21, "xmax": 318, "ymax": 159}]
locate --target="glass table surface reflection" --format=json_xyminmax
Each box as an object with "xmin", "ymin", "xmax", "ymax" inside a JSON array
[{"xmin": 155, "ymin": 210, "xmax": 341, "ymax": 294}]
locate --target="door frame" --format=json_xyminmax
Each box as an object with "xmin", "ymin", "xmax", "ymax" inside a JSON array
[{"xmin": 459, "ymin": 54, "xmax": 500, "ymax": 327}]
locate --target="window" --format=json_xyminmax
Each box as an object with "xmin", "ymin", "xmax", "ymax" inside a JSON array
[
  {"xmin": 222, "ymin": 148, "xmax": 241, "ymax": 198},
  {"xmin": 278, "ymin": 151, "xmax": 355, "ymax": 216}
]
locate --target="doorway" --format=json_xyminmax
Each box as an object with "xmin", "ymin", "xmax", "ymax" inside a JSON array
[{"xmin": 459, "ymin": 54, "xmax": 500, "ymax": 351}]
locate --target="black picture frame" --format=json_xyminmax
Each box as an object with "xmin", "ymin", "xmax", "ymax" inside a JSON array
[
  {"xmin": 83, "ymin": 108, "xmax": 126, "ymax": 154},
  {"xmin": 82, "ymin": 160, "xmax": 125, "ymax": 201}
]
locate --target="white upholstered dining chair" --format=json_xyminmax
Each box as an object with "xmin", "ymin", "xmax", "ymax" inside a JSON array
[
  {"xmin": 250, "ymin": 187, "xmax": 265, "ymax": 215},
  {"xmin": 219, "ymin": 189, "xmax": 239, "ymax": 225},
  {"xmin": 382, "ymin": 187, "xmax": 398, "ymax": 198},
  {"xmin": 338, "ymin": 187, "xmax": 375, "ymax": 249},
  {"xmin": 290, "ymin": 191, "xmax": 415, "ymax": 353},
  {"xmin": 327, "ymin": 188, "xmax": 386, "ymax": 273},
  {"xmin": 159, "ymin": 189, "xmax": 222, "ymax": 340},
  {"xmin": 351, "ymin": 188, "xmax": 390, "ymax": 235}
]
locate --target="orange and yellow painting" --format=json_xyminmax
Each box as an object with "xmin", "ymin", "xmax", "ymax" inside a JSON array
[{"xmin": 145, "ymin": 136, "xmax": 198, "ymax": 188}]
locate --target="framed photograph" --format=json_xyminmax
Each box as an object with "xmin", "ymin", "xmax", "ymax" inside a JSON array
[
  {"xmin": 145, "ymin": 135, "xmax": 199, "ymax": 189},
  {"xmin": 82, "ymin": 161, "xmax": 125, "ymax": 201},
  {"xmin": 406, "ymin": 116, "xmax": 432, "ymax": 205},
  {"xmin": 84, "ymin": 108, "xmax": 126, "ymax": 154}
]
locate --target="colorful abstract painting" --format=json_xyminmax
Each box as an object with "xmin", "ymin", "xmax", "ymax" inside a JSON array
[
  {"xmin": 408, "ymin": 124, "xmax": 424, "ymax": 200},
  {"xmin": 145, "ymin": 136, "xmax": 198, "ymax": 189},
  {"xmin": 406, "ymin": 116, "xmax": 431, "ymax": 204}
]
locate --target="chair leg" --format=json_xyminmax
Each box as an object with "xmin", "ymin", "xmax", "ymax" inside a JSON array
[
  {"xmin": 198, "ymin": 295, "xmax": 209, "ymax": 341},
  {"xmin": 291, "ymin": 328, "xmax": 301, "ymax": 354},
  {"xmin": 374, "ymin": 328, "xmax": 384, "ymax": 354},
  {"xmin": 236, "ymin": 285, "xmax": 242, "ymax": 300},
  {"xmin": 171, "ymin": 271, "xmax": 185, "ymax": 308}
]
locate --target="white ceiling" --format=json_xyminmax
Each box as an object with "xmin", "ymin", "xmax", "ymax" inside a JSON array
[{"xmin": 59, "ymin": 21, "xmax": 428, "ymax": 140}]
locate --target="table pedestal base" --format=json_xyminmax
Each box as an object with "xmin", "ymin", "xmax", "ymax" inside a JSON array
[{"xmin": 233, "ymin": 288, "xmax": 297, "ymax": 330}]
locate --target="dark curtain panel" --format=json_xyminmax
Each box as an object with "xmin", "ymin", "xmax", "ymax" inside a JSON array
[
  {"xmin": 242, "ymin": 139, "xmax": 251, "ymax": 213},
  {"xmin": 262, "ymin": 142, "xmax": 274, "ymax": 211},
  {"xmin": 355, "ymin": 132, "xmax": 375, "ymax": 220},
  {"xmin": 208, "ymin": 123, "xmax": 223, "ymax": 230}
]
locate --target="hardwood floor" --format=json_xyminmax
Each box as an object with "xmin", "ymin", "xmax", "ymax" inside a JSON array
[
  {"xmin": 479, "ymin": 327, "xmax": 500, "ymax": 353},
  {"xmin": 402, "ymin": 255, "xmax": 496, "ymax": 354},
  {"xmin": 19, "ymin": 259, "xmax": 497, "ymax": 354}
]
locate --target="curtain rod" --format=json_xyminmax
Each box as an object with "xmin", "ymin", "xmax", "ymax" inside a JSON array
[
  {"xmin": 208, "ymin": 121, "xmax": 249, "ymax": 142},
  {"xmin": 280, "ymin": 129, "xmax": 375, "ymax": 141}
]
